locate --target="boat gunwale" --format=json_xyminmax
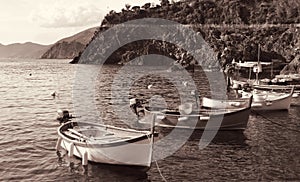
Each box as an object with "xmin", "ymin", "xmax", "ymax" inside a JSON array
[
  {"xmin": 58, "ymin": 122, "xmax": 153, "ymax": 148},
  {"xmin": 140, "ymin": 107, "xmax": 251, "ymax": 130},
  {"xmin": 144, "ymin": 103, "xmax": 251, "ymax": 118},
  {"xmin": 150, "ymin": 107, "xmax": 250, "ymax": 118}
]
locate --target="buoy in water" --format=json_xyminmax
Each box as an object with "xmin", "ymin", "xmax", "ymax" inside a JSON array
[{"xmin": 51, "ymin": 91, "xmax": 56, "ymax": 97}]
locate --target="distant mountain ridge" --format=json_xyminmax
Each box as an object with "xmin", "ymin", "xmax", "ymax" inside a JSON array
[
  {"xmin": 41, "ymin": 27, "xmax": 98, "ymax": 59},
  {"xmin": 0, "ymin": 27, "xmax": 98, "ymax": 59},
  {"xmin": 0, "ymin": 42, "xmax": 51, "ymax": 58}
]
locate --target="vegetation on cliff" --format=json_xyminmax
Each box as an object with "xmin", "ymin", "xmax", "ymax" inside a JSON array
[
  {"xmin": 102, "ymin": 0, "xmax": 299, "ymax": 25},
  {"xmin": 73, "ymin": 0, "xmax": 300, "ymax": 74}
]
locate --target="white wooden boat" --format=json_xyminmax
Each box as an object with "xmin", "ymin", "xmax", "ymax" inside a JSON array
[
  {"xmin": 56, "ymin": 121, "xmax": 155, "ymax": 169},
  {"xmin": 139, "ymin": 97, "xmax": 252, "ymax": 130},
  {"xmin": 240, "ymin": 87, "xmax": 294, "ymax": 111}
]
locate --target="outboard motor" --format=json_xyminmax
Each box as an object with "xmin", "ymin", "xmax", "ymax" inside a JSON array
[
  {"xmin": 130, "ymin": 98, "xmax": 138, "ymax": 116},
  {"xmin": 130, "ymin": 98, "xmax": 144, "ymax": 118},
  {"xmin": 57, "ymin": 110, "xmax": 72, "ymax": 124}
]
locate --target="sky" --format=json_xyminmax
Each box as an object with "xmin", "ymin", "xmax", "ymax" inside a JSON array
[{"xmin": 0, "ymin": 0, "xmax": 161, "ymax": 45}]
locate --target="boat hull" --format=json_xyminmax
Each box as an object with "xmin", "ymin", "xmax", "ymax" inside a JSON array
[
  {"xmin": 141, "ymin": 106, "xmax": 251, "ymax": 130},
  {"xmin": 57, "ymin": 122, "xmax": 153, "ymax": 168},
  {"xmin": 241, "ymin": 89, "xmax": 294, "ymax": 111},
  {"xmin": 250, "ymin": 93, "xmax": 293, "ymax": 111}
]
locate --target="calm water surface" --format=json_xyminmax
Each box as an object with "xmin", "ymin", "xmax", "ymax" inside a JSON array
[{"xmin": 0, "ymin": 59, "xmax": 299, "ymax": 181}]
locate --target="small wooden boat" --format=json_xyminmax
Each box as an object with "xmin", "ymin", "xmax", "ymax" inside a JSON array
[
  {"xmin": 139, "ymin": 97, "xmax": 252, "ymax": 130},
  {"xmin": 56, "ymin": 121, "xmax": 155, "ymax": 169},
  {"xmin": 240, "ymin": 87, "xmax": 294, "ymax": 111}
]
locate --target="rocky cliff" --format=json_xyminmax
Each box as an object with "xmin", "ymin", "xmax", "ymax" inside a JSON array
[
  {"xmin": 73, "ymin": 0, "xmax": 300, "ymax": 74},
  {"xmin": 41, "ymin": 27, "xmax": 98, "ymax": 59},
  {"xmin": 281, "ymin": 54, "xmax": 300, "ymax": 74}
]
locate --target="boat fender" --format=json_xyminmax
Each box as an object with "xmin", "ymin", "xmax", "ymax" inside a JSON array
[
  {"xmin": 69, "ymin": 143, "xmax": 74, "ymax": 157},
  {"xmin": 55, "ymin": 137, "xmax": 62, "ymax": 151},
  {"xmin": 82, "ymin": 151, "xmax": 88, "ymax": 166},
  {"xmin": 178, "ymin": 116, "xmax": 188, "ymax": 121},
  {"xmin": 252, "ymin": 103, "xmax": 263, "ymax": 108},
  {"xmin": 156, "ymin": 115, "xmax": 165, "ymax": 120},
  {"xmin": 200, "ymin": 116, "xmax": 210, "ymax": 120}
]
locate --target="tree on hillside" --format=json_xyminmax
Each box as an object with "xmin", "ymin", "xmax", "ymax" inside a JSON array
[
  {"xmin": 125, "ymin": 4, "xmax": 131, "ymax": 11},
  {"xmin": 160, "ymin": 0, "xmax": 170, "ymax": 6}
]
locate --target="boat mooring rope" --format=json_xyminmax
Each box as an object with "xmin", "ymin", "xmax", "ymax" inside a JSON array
[
  {"xmin": 155, "ymin": 160, "xmax": 167, "ymax": 182},
  {"xmin": 142, "ymin": 134, "xmax": 168, "ymax": 181},
  {"xmin": 252, "ymin": 111, "xmax": 300, "ymax": 133}
]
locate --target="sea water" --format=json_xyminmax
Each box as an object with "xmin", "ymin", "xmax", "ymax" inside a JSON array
[{"xmin": 0, "ymin": 59, "xmax": 299, "ymax": 181}]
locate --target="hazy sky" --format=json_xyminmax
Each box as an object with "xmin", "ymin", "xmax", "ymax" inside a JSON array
[{"xmin": 0, "ymin": 0, "xmax": 161, "ymax": 45}]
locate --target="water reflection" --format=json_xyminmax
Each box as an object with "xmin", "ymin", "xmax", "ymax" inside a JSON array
[
  {"xmin": 1, "ymin": 60, "xmax": 299, "ymax": 181},
  {"xmin": 86, "ymin": 163, "xmax": 149, "ymax": 181},
  {"xmin": 56, "ymin": 149, "xmax": 149, "ymax": 181},
  {"xmin": 156, "ymin": 127, "xmax": 247, "ymax": 146},
  {"xmin": 200, "ymin": 130, "xmax": 247, "ymax": 146}
]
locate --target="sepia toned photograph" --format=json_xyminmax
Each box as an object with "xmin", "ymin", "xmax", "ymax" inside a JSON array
[{"xmin": 0, "ymin": 0, "xmax": 299, "ymax": 181}]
